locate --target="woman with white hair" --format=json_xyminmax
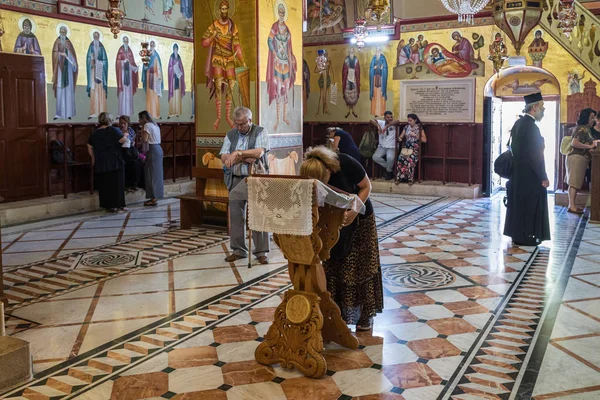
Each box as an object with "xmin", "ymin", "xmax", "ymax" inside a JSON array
[{"xmin": 87, "ymin": 112, "xmax": 128, "ymax": 212}]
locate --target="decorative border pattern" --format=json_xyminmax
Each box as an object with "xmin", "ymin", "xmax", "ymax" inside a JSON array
[
  {"xmin": 400, "ymin": 17, "xmax": 494, "ymax": 33},
  {"xmin": 440, "ymin": 208, "xmax": 584, "ymax": 399},
  {"xmin": 1, "ymin": 269, "xmax": 292, "ymax": 399},
  {"xmin": 0, "ymin": 0, "xmax": 55, "ymax": 13},
  {"xmin": 58, "ymin": 3, "xmax": 190, "ymax": 39},
  {"xmin": 196, "ymin": 134, "xmax": 303, "ymax": 149},
  {"xmin": 2, "ymin": 229, "xmax": 229, "ymax": 311}
]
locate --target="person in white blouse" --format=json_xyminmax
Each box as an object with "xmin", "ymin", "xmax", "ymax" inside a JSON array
[{"xmin": 138, "ymin": 111, "xmax": 164, "ymax": 206}]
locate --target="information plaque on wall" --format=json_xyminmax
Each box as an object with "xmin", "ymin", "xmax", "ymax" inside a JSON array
[{"xmin": 400, "ymin": 79, "xmax": 475, "ymax": 123}]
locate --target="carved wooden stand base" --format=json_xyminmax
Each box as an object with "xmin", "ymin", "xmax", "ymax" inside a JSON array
[{"xmin": 254, "ymin": 192, "xmax": 359, "ymax": 378}]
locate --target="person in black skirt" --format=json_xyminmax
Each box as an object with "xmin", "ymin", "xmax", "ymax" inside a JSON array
[
  {"xmin": 87, "ymin": 112, "xmax": 128, "ymax": 212},
  {"xmin": 118, "ymin": 115, "xmax": 142, "ymax": 192}
]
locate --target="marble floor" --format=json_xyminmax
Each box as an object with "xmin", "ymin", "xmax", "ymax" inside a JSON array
[{"xmin": 0, "ymin": 193, "xmax": 598, "ymax": 400}]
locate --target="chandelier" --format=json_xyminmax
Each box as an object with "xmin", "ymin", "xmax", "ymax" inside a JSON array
[
  {"xmin": 364, "ymin": 0, "xmax": 391, "ymax": 29},
  {"xmin": 558, "ymin": 0, "xmax": 578, "ymax": 38},
  {"xmin": 353, "ymin": 18, "xmax": 369, "ymax": 50},
  {"xmin": 106, "ymin": 0, "xmax": 125, "ymax": 39},
  {"xmin": 440, "ymin": 0, "xmax": 489, "ymax": 24},
  {"xmin": 139, "ymin": 17, "xmax": 151, "ymax": 66}
]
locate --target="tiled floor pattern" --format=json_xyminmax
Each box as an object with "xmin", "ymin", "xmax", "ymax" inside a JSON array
[
  {"xmin": 529, "ymin": 218, "xmax": 600, "ymax": 400},
  {"xmin": 1, "ymin": 200, "xmax": 181, "ymax": 267},
  {"xmin": 2, "ymin": 229, "xmax": 230, "ymax": 310},
  {"xmin": 0, "ymin": 194, "xmax": 593, "ymax": 400}
]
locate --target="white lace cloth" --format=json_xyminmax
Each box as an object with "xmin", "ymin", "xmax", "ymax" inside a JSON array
[{"xmin": 233, "ymin": 177, "xmax": 365, "ymax": 235}]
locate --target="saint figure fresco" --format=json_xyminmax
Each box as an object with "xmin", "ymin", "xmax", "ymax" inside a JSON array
[
  {"xmin": 201, "ymin": 0, "xmax": 245, "ymax": 130},
  {"xmin": 14, "ymin": 18, "xmax": 41, "ymax": 55},
  {"xmin": 266, "ymin": 2, "xmax": 297, "ymax": 132},
  {"xmin": 168, "ymin": 43, "xmax": 186, "ymax": 118},
  {"xmin": 52, "ymin": 25, "xmax": 78, "ymax": 120},
  {"xmin": 116, "ymin": 35, "xmax": 139, "ymax": 117},
  {"xmin": 86, "ymin": 31, "xmax": 109, "ymax": 119},
  {"xmin": 369, "ymin": 47, "xmax": 388, "ymax": 117},
  {"xmin": 302, "ymin": 59, "xmax": 310, "ymax": 116},
  {"xmin": 342, "ymin": 47, "xmax": 360, "ymax": 119},
  {"xmin": 142, "ymin": 40, "xmax": 164, "ymax": 119}
]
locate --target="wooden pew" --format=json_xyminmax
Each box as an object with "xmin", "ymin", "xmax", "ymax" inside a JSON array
[{"xmin": 177, "ymin": 167, "xmax": 229, "ymax": 229}]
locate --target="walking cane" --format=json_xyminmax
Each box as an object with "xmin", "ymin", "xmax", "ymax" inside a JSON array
[{"xmin": 247, "ymin": 163, "xmax": 253, "ymax": 269}]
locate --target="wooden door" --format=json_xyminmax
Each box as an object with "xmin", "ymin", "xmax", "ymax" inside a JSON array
[{"xmin": 0, "ymin": 53, "xmax": 47, "ymax": 201}]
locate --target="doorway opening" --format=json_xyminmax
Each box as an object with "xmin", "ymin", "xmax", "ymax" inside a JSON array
[{"xmin": 500, "ymin": 100, "xmax": 559, "ymax": 191}]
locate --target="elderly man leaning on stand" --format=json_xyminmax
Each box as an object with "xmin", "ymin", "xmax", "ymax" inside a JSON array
[{"xmin": 220, "ymin": 106, "xmax": 270, "ymax": 264}]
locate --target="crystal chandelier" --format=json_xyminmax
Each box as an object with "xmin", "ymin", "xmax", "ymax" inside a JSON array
[
  {"xmin": 558, "ymin": 0, "xmax": 578, "ymax": 38},
  {"xmin": 106, "ymin": 0, "xmax": 125, "ymax": 39},
  {"xmin": 440, "ymin": 0, "xmax": 489, "ymax": 24},
  {"xmin": 353, "ymin": 18, "xmax": 369, "ymax": 50}
]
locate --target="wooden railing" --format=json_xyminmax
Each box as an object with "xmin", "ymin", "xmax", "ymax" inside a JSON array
[
  {"xmin": 303, "ymin": 122, "xmax": 483, "ymax": 185},
  {"xmin": 45, "ymin": 122, "xmax": 195, "ymax": 199}
]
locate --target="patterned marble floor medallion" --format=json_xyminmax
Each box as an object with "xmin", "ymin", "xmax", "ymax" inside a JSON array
[
  {"xmin": 383, "ymin": 264, "xmax": 456, "ymax": 289},
  {"xmin": 76, "ymin": 250, "xmax": 140, "ymax": 269},
  {"xmin": 382, "ymin": 262, "xmax": 475, "ymax": 294}
]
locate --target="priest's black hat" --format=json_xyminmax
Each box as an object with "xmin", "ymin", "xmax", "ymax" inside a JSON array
[{"xmin": 524, "ymin": 92, "xmax": 543, "ymax": 104}]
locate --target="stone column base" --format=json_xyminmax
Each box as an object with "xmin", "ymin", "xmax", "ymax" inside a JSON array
[{"xmin": 0, "ymin": 336, "xmax": 33, "ymax": 391}]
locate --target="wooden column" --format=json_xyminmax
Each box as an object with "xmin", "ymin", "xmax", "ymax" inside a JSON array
[
  {"xmin": 0, "ymin": 196, "xmax": 7, "ymax": 307},
  {"xmin": 590, "ymin": 150, "xmax": 600, "ymax": 223}
]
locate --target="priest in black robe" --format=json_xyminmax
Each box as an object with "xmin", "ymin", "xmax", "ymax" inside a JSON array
[{"xmin": 504, "ymin": 92, "xmax": 551, "ymax": 246}]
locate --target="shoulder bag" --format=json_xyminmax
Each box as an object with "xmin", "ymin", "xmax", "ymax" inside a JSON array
[{"xmin": 494, "ymin": 136, "xmax": 513, "ymax": 180}]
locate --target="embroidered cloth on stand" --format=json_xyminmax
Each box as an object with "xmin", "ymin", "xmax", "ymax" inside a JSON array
[{"xmin": 248, "ymin": 177, "xmax": 315, "ymax": 235}]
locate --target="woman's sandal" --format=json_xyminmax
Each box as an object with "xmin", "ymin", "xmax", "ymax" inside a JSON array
[
  {"xmin": 356, "ymin": 317, "xmax": 374, "ymax": 331},
  {"xmin": 144, "ymin": 200, "xmax": 157, "ymax": 207},
  {"xmin": 568, "ymin": 208, "xmax": 583, "ymax": 215}
]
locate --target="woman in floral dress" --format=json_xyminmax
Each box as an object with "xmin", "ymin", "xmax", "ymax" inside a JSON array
[{"xmin": 396, "ymin": 113, "xmax": 427, "ymax": 185}]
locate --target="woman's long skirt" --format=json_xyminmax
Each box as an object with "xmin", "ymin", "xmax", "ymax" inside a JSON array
[
  {"xmin": 323, "ymin": 213, "xmax": 384, "ymax": 325},
  {"xmin": 97, "ymin": 169, "xmax": 126, "ymax": 210},
  {"xmin": 144, "ymin": 144, "xmax": 164, "ymax": 199}
]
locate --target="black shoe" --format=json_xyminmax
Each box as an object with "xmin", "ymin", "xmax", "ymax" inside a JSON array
[{"xmin": 385, "ymin": 171, "xmax": 394, "ymax": 181}]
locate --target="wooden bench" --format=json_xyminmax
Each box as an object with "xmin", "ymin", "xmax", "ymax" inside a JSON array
[{"xmin": 177, "ymin": 167, "xmax": 229, "ymax": 230}]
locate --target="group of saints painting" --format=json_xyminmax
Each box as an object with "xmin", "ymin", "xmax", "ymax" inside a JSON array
[{"xmin": 13, "ymin": 17, "xmax": 186, "ymax": 121}]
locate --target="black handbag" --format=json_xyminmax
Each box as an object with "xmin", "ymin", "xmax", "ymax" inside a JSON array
[{"xmin": 494, "ymin": 137, "xmax": 513, "ymax": 179}]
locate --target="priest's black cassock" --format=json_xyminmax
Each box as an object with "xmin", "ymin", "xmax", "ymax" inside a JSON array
[{"xmin": 503, "ymin": 113, "xmax": 551, "ymax": 246}]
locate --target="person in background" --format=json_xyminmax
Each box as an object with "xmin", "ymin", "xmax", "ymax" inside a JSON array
[
  {"xmin": 300, "ymin": 146, "xmax": 383, "ymax": 331},
  {"xmin": 370, "ymin": 111, "xmax": 402, "ymax": 180},
  {"xmin": 325, "ymin": 127, "xmax": 361, "ymax": 161},
  {"xmin": 504, "ymin": 92, "xmax": 550, "ymax": 246},
  {"xmin": 138, "ymin": 111, "xmax": 164, "ymax": 206},
  {"xmin": 220, "ymin": 106, "xmax": 270, "ymax": 264},
  {"xmin": 396, "ymin": 113, "xmax": 427, "ymax": 185},
  {"xmin": 118, "ymin": 115, "xmax": 141, "ymax": 192},
  {"xmin": 87, "ymin": 112, "xmax": 127, "ymax": 212},
  {"xmin": 565, "ymin": 108, "xmax": 597, "ymax": 214},
  {"xmin": 591, "ymin": 111, "xmax": 600, "ymax": 141}
]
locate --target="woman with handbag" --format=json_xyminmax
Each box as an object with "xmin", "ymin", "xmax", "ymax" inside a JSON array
[
  {"xmin": 118, "ymin": 115, "xmax": 142, "ymax": 192},
  {"xmin": 300, "ymin": 146, "xmax": 383, "ymax": 331},
  {"xmin": 396, "ymin": 113, "xmax": 427, "ymax": 185},
  {"xmin": 87, "ymin": 112, "xmax": 128, "ymax": 212},
  {"xmin": 565, "ymin": 108, "xmax": 597, "ymax": 214}
]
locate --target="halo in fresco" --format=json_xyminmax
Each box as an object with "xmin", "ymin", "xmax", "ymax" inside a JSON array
[
  {"xmin": 18, "ymin": 16, "xmax": 38, "ymax": 34},
  {"xmin": 55, "ymin": 23, "xmax": 72, "ymax": 38},
  {"xmin": 274, "ymin": 0, "xmax": 288, "ymax": 22},
  {"xmin": 119, "ymin": 33, "xmax": 131, "ymax": 43},
  {"xmin": 213, "ymin": 0, "xmax": 235, "ymax": 20},
  {"xmin": 149, "ymin": 37, "xmax": 159, "ymax": 48},
  {"xmin": 89, "ymin": 28, "xmax": 104, "ymax": 42},
  {"xmin": 171, "ymin": 42, "xmax": 180, "ymax": 53}
]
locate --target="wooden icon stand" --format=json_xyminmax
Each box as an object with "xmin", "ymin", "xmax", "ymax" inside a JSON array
[{"xmin": 254, "ymin": 181, "xmax": 359, "ymax": 378}]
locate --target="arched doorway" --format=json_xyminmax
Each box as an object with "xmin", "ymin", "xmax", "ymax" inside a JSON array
[{"xmin": 483, "ymin": 66, "xmax": 561, "ymax": 196}]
